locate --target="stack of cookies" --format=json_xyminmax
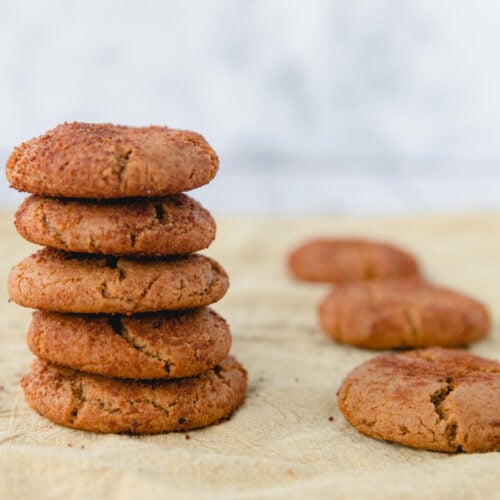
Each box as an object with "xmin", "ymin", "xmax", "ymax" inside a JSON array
[{"xmin": 6, "ymin": 122, "xmax": 247, "ymax": 434}]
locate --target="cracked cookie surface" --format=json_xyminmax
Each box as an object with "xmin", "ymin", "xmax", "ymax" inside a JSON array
[
  {"xmin": 8, "ymin": 248, "xmax": 229, "ymax": 314},
  {"xmin": 288, "ymin": 238, "xmax": 420, "ymax": 283},
  {"xmin": 15, "ymin": 193, "xmax": 216, "ymax": 256},
  {"xmin": 319, "ymin": 279, "xmax": 490, "ymax": 349},
  {"xmin": 6, "ymin": 122, "xmax": 218, "ymax": 198},
  {"xmin": 337, "ymin": 348, "xmax": 500, "ymax": 452},
  {"xmin": 22, "ymin": 356, "xmax": 247, "ymax": 434},
  {"xmin": 27, "ymin": 308, "xmax": 231, "ymax": 379}
]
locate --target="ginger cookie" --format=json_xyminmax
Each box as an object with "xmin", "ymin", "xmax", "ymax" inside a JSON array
[
  {"xmin": 15, "ymin": 193, "xmax": 216, "ymax": 256},
  {"xmin": 319, "ymin": 279, "xmax": 490, "ymax": 349},
  {"xmin": 6, "ymin": 122, "xmax": 218, "ymax": 198},
  {"xmin": 288, "ymin": 238, "xmax": 420, "ymax": 283},
  {"xmin": 27, "ymin": 308, "xmax": 231, "ymax": 379},
  {"xmin": 337, "ymin": 348, "xmax": 500, "ymax": 453},
  {"xmin": 8, "ymin": 248, "xmax": 229, "ymax": 314},
  {"xmin": 22, "ymin": 356, "xmax": 247, "ymax": 434}
]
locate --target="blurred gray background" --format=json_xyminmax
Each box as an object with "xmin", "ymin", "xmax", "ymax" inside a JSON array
[{"xmin": 1, "ymin": 0, "xmax": 500, "ymax": 214}]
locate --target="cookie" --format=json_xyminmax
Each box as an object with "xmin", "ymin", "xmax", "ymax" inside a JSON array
[
  {"xmin": 15, "ymin": 193, "xmax": 216, "ymax": 256},
  {"xmin": 6, "ymin": 122, "xmax": 218, "ymax": 198},
  {"xmin": 337, "ymin": 348, "xmax": 500, "ymax": 453},
  {"xmin": 319, "ymin": 280, "xmax": 490, "ymax": 349},
  {"xmin": 8, "ymin": 248, "xmax": 229, "ymax": 314},
  {"xmin": 27, "ymin": 308, "xmax": 231, "ymax": 379},
  {"xmin": 22, "ymin": 356, "xmax": 247, "ymax": 434},
  {"xmin": 288, "ymin": 238, "xmax": 420, "ymax": 283}
]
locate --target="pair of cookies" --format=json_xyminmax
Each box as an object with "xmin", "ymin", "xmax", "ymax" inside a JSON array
[
  {"xmin": 289, "ymin": 238, "xmax": 499, "ymax": 453},
  {"xmin": 289, "ymin": 239, "xmax": 490, "ymax": 350},
  {"xmin": 7, "ymin": 122, "xmax": 247, "ymax": 434}
]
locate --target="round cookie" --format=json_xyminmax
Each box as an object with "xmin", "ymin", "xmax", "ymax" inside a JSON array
[
  {"xmin": 319, "ymin": 279, "xmax": 490, "ymax": 349},
  {"xmin": 337, "ymin": 348, "xmax": 500, "ymax": 453},
  {"xmin": 6, "ymin": 122, "xmax": 218, "ymax": 198},
  {"xmin": 288, "ymin": 238, "xmax": 420, "ymax": 283},
  {"xmin": 8, "ymin": 248, "xmax": 229, "ymax": 314},
  {"xmin": 27, "ymin": 308, "xmax": 231, "ymax": 379},
  {"xmin": 22, "ymin": 356, "xmax": 247, "ymax": 434},
  {"xmin": 15, "ymin": 193, "xmax": 216, "ymax": 256}
]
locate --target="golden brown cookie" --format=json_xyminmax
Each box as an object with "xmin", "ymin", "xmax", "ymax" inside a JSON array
[
  {"xmin": 337, "ymin": 348, "xmax": 500, "ymax": 453},
  {"xmin": 6, "ymin": 122, "xmax": 218, "ymax": 198},
  {"xmin": 288, "ymin": 238, "xmax": 420, "ymax": 283},
  {"xmin": 27, "ymin": 308, "xmax": 231, "ymax": 379},
  {"xmin": 319, "ymin": 280, "xmax": 490, "ymax": 349},
  {"xmin": 15, "ymin": 194, "xmax": 216, "ymax": 256},
  {"xmin": 8, "ymin": 248, "xmax": 229, "ymax": 314},
  {"xmin": 22, "ymin": 356, "xmax": 247, "ymax": 434}
]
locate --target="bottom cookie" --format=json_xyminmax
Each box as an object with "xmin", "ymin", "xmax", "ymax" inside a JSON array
[
  {"xmin": 22, "ymin": 356, "xmax": 247, "ymax": 434},
  {"xmin": 337, "ymin": 348, "xmax": 500, "ymax": 453}
]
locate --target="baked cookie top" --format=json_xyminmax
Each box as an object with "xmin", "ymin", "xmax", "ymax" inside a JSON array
[
  {"xmin": 15, "ymin": 194, "xmax": 216, "ymax": 256},
  {"xmin": 319, "ymin": 279, "xmax": 490, "ymax": 349},
  {"xmin": 28, "ymin": 308, "xmax": 231, "ymax": 379},
  {"xmin": 337, "ymin": 348, "xmax": 500, "ymax": 453},
  {"xmin": 8, "ymin": 248, "xmax": 229, "ymax": 314},
  {"xmin": 22, "ymin": 356, "xmax": 247, "ymax": 434},
  {"xmin": 6, "ymin": 122, "xmax": 218, "ymax": 198},
  {"xmin": 288, "ymin": 238, "xmax": 420, "ymax": 283}
]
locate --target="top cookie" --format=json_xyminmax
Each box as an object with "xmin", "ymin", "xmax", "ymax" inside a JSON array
[
  {"xmin": 288, "ymin": 238, "xmax": 420, "ymax": 283},
  {"xmin": 6, "ymin": 122, "xmax": 219, "ymax": 198}
]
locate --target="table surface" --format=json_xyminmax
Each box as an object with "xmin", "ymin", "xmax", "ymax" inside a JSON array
[{"xmin": 1, "ymin": 210, "xmax": 499, "ymax": 499}]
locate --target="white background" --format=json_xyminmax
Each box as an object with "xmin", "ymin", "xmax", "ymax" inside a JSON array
[{"xmin": 2, "ymin": 1, "xmax": 500, "ymax": 214}]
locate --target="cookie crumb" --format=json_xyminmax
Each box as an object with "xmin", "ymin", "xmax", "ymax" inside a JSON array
[
  {"xmin": 185, "ymin": 434, "xmax": 191, "ymax": 440},
  {"xmin": 80, "ymin": 445, "xmax": 85, "ymax": 449},
  {"xmin": 328, "ymin": 416, "xmax": 334, "ymax": 422},
  {"xmin": 287, "ymin": 469, "xmax": 294, "ymax": 476},
  {"xmin": 67, "ymin": 443, "xmax": 72, "ymax": 447}
]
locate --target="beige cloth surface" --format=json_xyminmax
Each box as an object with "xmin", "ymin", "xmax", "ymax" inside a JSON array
[{"xmin": 0, "ymin": 209, "xmax": 499, "ymax": 499}]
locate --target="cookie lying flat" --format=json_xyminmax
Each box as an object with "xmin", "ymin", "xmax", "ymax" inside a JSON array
[
  {"xmin": 6, "ymin": 122, "xmax": 218, "ymax": 198},
  {"xmin": 27, "ymin": 308, "xmax": 231, "ymax": 379},
  {"xmin": 319, "ymin": 280, "xmax": 490, "ymax": 349},
  {"xmin": 288, "ymin": 238, "xmax": 420, "ymax": 283},
  {"xmin": 8, "ymin": 248, "xmax": 229, "ymax": 314},
  {"xmin": 15, "ymin": 194, "xmax": 216, "ymax": 256},
  {"xmin": 22, "ymin": 356, "xmax": 247, "ymax": 434},
  {"xmin": 338, "ymin": 348, "xmax": 500, "ymax": 453}
]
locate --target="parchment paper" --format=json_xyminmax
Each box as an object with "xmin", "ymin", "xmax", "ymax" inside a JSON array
[{"xmin": 1, "ymin": 210, "xmax": 499, "ymax": 499}]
